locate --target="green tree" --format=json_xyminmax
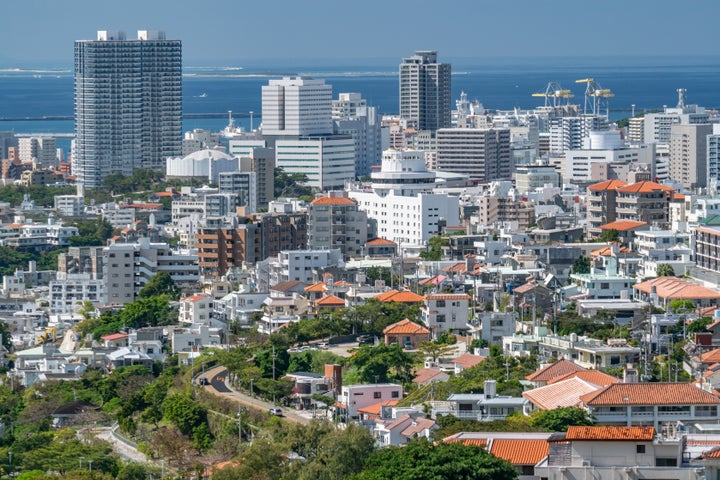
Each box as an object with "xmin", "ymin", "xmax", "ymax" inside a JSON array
[
  {"xmin": 571, "ymin": 256, "xmax": 591, "ymax": 275},
  {"xmin": 347, "ymin": 343, "xmax": 414, "ymax": 384},
  {"xmin": 656, "ymin": 263, "xmax": 676, "ymax": 277},
  {"xmin": 162, "ymin": 394, "xmax": 208, "ymax": 436},
  {"xmin": 416, "ymin": 341, "xmax": 457, "ymax": 363},
  {"xmin": 531, "ymin": 407, "xmax": 593, "ymax": 432},
  {"xmin": 138, "ymin": 272, "xmax": 180, "ymax": 299},
  {"xmin": 598, "ymin": 229, "xmax": 620, "ymax": 243},
  {"xmin": 355, "ymin": 439, "xmax": 518, "ymax": 480},
  {"xmin": 669, "ymin": 299, "xmax": 695, "ymax": 314}
]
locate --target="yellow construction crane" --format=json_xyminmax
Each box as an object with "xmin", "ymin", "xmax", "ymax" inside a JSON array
[
  {"xmin": 36, "ymin": 326, "xmax": 56, "ymax": 345},
  {"xmin": 576, "ymin": 77, "xmax": 614, "ymax": 117},
  {"xmin": 532, "ymin": 81, "xmax": 574, "ymax": 107}
]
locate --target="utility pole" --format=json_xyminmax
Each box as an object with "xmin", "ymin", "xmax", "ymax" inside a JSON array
[
  {"xmin": 272, "ymin": 345, "xmax": 277, "ymax": 404},
  {"xmin": 237, "ymin": 408, "xmax": 243, "ymax": 445}
]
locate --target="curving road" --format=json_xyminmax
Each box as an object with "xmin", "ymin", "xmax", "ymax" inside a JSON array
[{"xmin": 201, "ymin": 366, "xmax": 310, "ymax": 425}]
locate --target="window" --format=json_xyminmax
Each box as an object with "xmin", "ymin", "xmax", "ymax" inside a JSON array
[
  {"xmin": 374, "ymin": 392, "xmax": 382, "ymax": 399},
  {"xmin": 636, "ymin": 445, "xmax": 646, "ymax": 454},
  {"xmin": 436, "ymin": 300, "xmax": 446, "ymax": 307},
  {"xmin": 600, "ymin": 282, "xmax": 610, "ymax": 289},
  {"xmin": 391, "ymin": 391, "xmax": 399, "ymax": 398}
]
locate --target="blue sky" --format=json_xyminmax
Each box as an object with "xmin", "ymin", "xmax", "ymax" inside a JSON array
[{"xmin": 1, "ymin": 0, "xmax": 719, "ymax": 66}]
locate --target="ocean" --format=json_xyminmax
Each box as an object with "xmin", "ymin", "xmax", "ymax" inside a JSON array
[{"xmin": 2, "ymin": 56, "xmax": 720, "ymax": 155}]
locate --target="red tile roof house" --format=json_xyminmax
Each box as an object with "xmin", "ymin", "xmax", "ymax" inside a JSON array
[
  {"xmin": 580, "ymin": 383, "xmax": 720, "ymax": 428},
  {"xmin": 383, "ymin": 319, "xmax": 430, "ymax": 350}
]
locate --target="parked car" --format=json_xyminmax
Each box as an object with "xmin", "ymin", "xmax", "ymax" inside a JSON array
[
  {"xmin": 268, "ymin": 408, "xmax": 283, "ymax": 416},
  {"xmin": 403, "ymin": 341, "xmax": 413, "ymax": 350},
  {"xmin": 198, "ymin": 377, "xmax": 209, "ymax": 385},
  {"xmin": 357, "ymin": 335, "xmax": 374, "ymax": 346},
  {"xmin": 318, "ymin": 342, "xmax": 329, "ymax": 350}
]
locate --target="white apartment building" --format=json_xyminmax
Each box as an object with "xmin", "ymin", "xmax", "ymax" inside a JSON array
[
  {"xmin": 103, "ymin": 238, "xmax": 198, "ymax": 305},
  {"xmin": 261, "ymin": 77, "xmax": 333, "ymax": 136},
  {"xmin": 670, "ymin": 123, "xmax": 713, "ymax": 190},
  {"xmin": 436, "ymin": 128, "xmax": 512, "ymax": 182},
  {"xmin": 178, "ymin": 294, "xmax": 214, "ymax": 324},
  {"xmin": 348, "ymin": 149, "xmax": 459, "ymax": 248},
  {"xmin": 101, "ymin": 203, "xmax": 136, "ymax": 228},
  {"xmin": 422, "ymin": 293, "xmax": 470, "ymax": 336},
  {"xmin": 54, "ymin": 195, "xmax": 84, "ymax": 217},
  {"xmin": 171, "ymin": 192, "xmax": 238, "ymax": 225},
  {"xmin": 549, "ymin": 115, "xmax": 609, "ymax": 154},
  {"xmin": 18, "ymin": 136, "xmax": 57, "ymax": 166},
  {"xmin": 275, "ymin": 136, "xmax": 355, "ymax": 190},
  {"xmin": 49, "ymin": 274, "xmax": 105, "ymax": 314},
  {"xmin": 267, "ymin": 249, "xmax": 343, "ymax": 287},
  {"xmin": 0, "ymin": 220, "xmax": 79, "ymax": 248}
]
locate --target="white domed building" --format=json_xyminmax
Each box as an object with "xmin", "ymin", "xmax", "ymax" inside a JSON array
[{"xmin": 166, "ymin": 149, "xmax": 239, "ymax": 184}]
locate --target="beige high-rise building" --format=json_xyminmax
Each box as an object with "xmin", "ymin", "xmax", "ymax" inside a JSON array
[
  {"xmin": 669, "ymin": 123, "xmax": 713, "ymax": 189},
  {"xmin": 399, "ymin": 51, "xmax": 451, "ymax": 131}
]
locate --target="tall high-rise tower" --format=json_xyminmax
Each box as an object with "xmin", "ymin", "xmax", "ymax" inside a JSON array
[
  {"xmin": 74, "ymin": 30, "xmax": 182, "ymax": 188},
  {"xmin": 399, "ymin": 51, "xmax": 451, "ymax": 131},
  {"xmin": 261, "ymin": 76, "xmax": 333, "ymax": 136}
]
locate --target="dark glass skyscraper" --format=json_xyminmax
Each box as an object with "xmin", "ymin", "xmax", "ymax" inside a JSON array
[{"xmin": 74, "ymin": 30, "xmax": 182, "ymax": 188}]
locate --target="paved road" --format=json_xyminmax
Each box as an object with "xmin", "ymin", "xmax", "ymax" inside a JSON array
[
  {"xmin": 95, "ymin": 426, "xmax": 149, "ymax": 463},
  {"xmin": 202, "ymin": 366, "xmax": 310, "ymax": 425}
]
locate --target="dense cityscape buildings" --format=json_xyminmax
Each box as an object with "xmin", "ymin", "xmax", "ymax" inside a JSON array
[{"xmin": 6, "ymin": 22, "xmax": 720, "ymax": 478}]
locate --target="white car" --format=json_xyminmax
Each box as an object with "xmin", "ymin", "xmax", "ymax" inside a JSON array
[{"xmin": 268, "ymin": 408, "xmax": 283, "ymax": 416}]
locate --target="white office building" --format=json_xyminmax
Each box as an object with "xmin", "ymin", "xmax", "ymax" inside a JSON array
[
  {"xmin": 348, "ymin": 149, "xmax": 460, "ymax": 248},
  {"xmin": 261, "ymin": 77, "xmax": 333, "ymax": 136},
  {"xmin": 436, "ymin": 128, "xmax": 512, "ymax": 181},
  {"xmin": 74, "ymin": 30, "xmax": 182, "ymax": 188},
  {"xmin": 333, "ymin": 93, "xmax": 382, "ymax": 178},
  {"xmin": 275, "ymin": 136, "xmax": 355, "ymax": 190}
]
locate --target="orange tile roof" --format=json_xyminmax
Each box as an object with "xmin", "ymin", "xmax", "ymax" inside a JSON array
[
  {"xmin": 547, "ymin": 370, "xmax": 620, "ymax": 386},
  {"xmin": 315, "ymin": 295, "xmax": 345, "ymax": 306},
  {"xmin": 101, "ymin": 333, "xmax": 128, "ymax": 341},
  {"xmin": 310, "ymin": 196, "xmax": 357, "ymax": 206},
  {"xmin": 702, "ymin": 446, "xmax": 720, "ymax": 459},
  {"xmin": 453, "ymin": 353, "xmax": 485, "ymax": 369},
  {"xmin": 633, "ymin": 277, "xmax": 720, "ymax": 300},
  {"xmin": 566, "ymin": 426, "xmax": 655, "ymax": 441},
  {"xmin": 155, "ymin": 191, "xmax": 175, "ymax": 197},
  {"xmin": 442, "ymin": 263, "xmax": 467, "ymax": 274},
  {"xmin": 599, "ymin": 220, "xmax": 647, "ymax": 231},
  {"xmin": 590, "ymin": 245, "xmax": 630, "ymax": 257},
  {"xmin": 374, "ymin": 289, "xmax": 425, "ymax": 303},
  {"xmin": 673, "ymin": 193, "xmax": 686, "ymax": 201},
  {"xmin": 304, "ymin": 282, "xmax": 328, "ymax": 292},
  {"xmin": 444, "ymin": 438, "xmax": 488, "ymax": 448},
  {"xmin": 588, "ymin": 179, "xmax": 627, "ymax": 192},
  {"xmin": 366, "ymin": 238, "xmax": 397, "ymax": 246},
  {"xmin": 581, "ymin": 383, "xmax": 720, "ymax": 406},
  {"xmin": 182, "ymin": 294, "xmax": 210, "ymax": 303},
  {"xmin": 526, "ymin": 359, "xmax": 586, "ymax": 382},
  {"xmin": 426, "ymin": 293, "xmax": 470, "ymax": 301},
  {"xmin": 270, "ymin": 280, "xmax": 305, "ymax": 292},
  {"xmin": 489, "ymin": 439, "xmax": 549, "ymax": 465},
  {"xmin": 696, "ymin": 349, "xmax": 720, "ymax": 365},
  {"xmin": 523, "ymin": 377, "xmax": 605, "ymax": 410},
  {"xmin": 357, "ymin": 400, "xmax": 398, "ymax": 416},
  {"xmin": 616, "ymin": 181, "xmax": 674, "ymax": 194},
  {"xmin": 383, "ymin": 318, "xmax": 430, "ymax": 335}
]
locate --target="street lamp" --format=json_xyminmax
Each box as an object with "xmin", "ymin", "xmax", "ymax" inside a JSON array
[
  {"xmin": 88, "ymin": 459, "xmax": 93, "ymax": 472},
  {"xmin": 250, "ymin": 379, "xmax": 254, "ymax": 404},
  {"xmin": 8, "ymin": 451, "xmax": 12, "ymax": 475},
  {"xmin": 79, "ymin": 456, "xmax": 84, "ymax": 470}
]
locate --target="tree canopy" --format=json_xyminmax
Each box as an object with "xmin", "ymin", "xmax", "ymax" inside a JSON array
[{"xmin": 354, "ymin": 439, "xmax": 518, "ymax": 480}]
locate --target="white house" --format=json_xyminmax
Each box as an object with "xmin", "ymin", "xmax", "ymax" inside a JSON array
[
  {"xmin": 422, "ymin": 293, "xmax": 470, "ymax": 336},
  {"xmin": 178, "ymin": 294, "xmax": 214, "ymax": 324}
]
